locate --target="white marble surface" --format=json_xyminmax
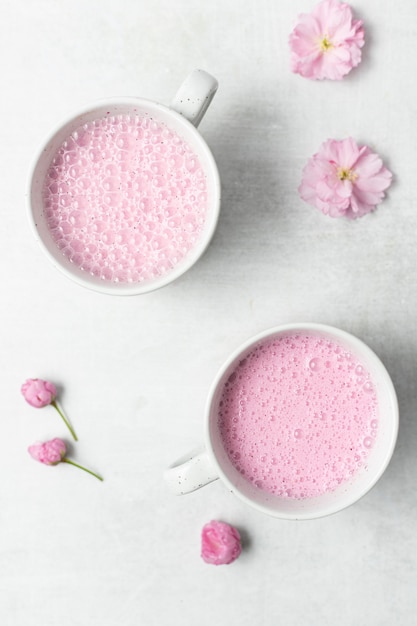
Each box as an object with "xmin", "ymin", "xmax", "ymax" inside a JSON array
[{"xmin": 1, "ymin": 0, "xmax": 416, "ymax": 624}]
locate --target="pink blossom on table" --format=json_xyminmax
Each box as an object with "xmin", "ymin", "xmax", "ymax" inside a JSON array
[
  {"xmin": 299, "ymin": 137, "xmax": 393, "ymax": 219},
  {"xmin": 289, "ymin": 0, "xmax": 365, "ymax": 80},
  {"xmin": 28, "ymin": 438, "xmax": 103, "ymax": 481},
  {"xmin": 201, "ymin": 520, "xmax": 242, "ymax": 565},
  {"xmin": 21, "ymin": 378, "xmax": 56, "ymax": 408},
  {"xmin": 21, "ymin": 378, "xmax": 78, "ymax": 441},
  {"xmin": 28, "ymin": 438, "xmax": 66, "ymax": 465}
]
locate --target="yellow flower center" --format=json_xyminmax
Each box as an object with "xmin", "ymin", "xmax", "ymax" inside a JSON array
[
  {"xmin": 337, "ymin": 167, "xmax": 358, "ymax": 182},
  {"xmin": 319, "ymin": 36, "xmax": 333, "ymax": 52}
]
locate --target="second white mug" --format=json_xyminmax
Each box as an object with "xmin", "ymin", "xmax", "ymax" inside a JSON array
[{"xmin": 165, "ymin": 323, "xmax": 399, "ymax": 520}]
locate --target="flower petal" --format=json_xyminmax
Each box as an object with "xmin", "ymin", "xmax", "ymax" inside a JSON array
[{"xmin": 355, "ymin": 152, "xmax": 388, "ymax": 179}]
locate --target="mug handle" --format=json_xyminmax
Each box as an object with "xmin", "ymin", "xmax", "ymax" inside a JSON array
[
  {"xmin": 170, "ymin": 69, "xmax": 218, "ymax": 127},
  {"xmin": 164, "ymin": 447, "xmax": 219, "ymax": 495}
]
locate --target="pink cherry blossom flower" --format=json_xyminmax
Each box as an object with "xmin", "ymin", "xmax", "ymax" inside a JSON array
[
  {"xmin": 299, "ymin": 138, "xmax": 392, "ymax": 219},
  {"xmin": 201, "ymin": 520, "xmax": 242, "ymax": 565},
  {"xmin": 28, "ymin": 438, "xmax": 103, "ymax": 481},
  {"xmin": 21, "ymin": 378, "xmax": 78, "ymax": 441},
  {"xmin": 289, "ymin": 0, "xmax": 365, "ymax": 80}
]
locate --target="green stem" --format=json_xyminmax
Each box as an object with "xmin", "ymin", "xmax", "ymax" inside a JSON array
[
  {"xmin": 51, "ymin": 400, "xmax": 78, "ymax": 441},
  {"xmin": 62, "ymin": 458, "xmax": 103, "ymax": 481}
]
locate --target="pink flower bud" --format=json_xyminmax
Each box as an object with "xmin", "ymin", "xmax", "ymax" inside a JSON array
[
  {"xmin": 28, "ymin": 438, "xmax": 103, "ymax": 481},
  {"xmin": 21, "ymin": 378, "xmax": 78, "ymax": 441},
  {"xmin": 28, "ymin": 438, "xmax": 66, "ymax": 465},
  {"xmin": 201, "ymin": 520, "xmax": 242, "ymax": 565},
  {"xmin": 21, "ymin": 378, "xmax": 57, "ymax": 408}
]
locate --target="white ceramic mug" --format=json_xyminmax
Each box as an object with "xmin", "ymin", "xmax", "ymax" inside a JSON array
[
  {"xmin": 165, "ymin": 323, "xmax": 399, "ymax": 520},
  {"xmin": 27, "ymin": 69, "xmax": 220, "ymax": 295}
]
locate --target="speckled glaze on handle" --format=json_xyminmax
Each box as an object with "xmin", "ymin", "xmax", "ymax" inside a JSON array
[
  {"xmin": 170, "ymin": 69, "xmax": 218, "ymax": 127},
  {"xmin": 164, "ymin": 448, "xmax": 219, "ymax": 495}
]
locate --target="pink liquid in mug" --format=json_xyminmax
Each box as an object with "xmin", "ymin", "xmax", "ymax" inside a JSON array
[
  {"xmin": 42, "ymin": 113, "xmax": 209, "ymax": 284},
  {"xmin": 217, "ymin": 332, "xmax": 379, "ymax": 499}
]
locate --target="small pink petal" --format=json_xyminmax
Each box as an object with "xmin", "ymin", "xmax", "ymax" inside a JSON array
[
  {"xmin": 326, "ymin": 4, "xmax": 355, "ymax": 39},
  {"xmin": 355, "ymin": 173, "xmax": 392, "ymax": 194},
  {"xmin": 351, "ymin": 186, "xmax": 385, "ymax": 208},
  {"xmin": 296, "ymin": 13, "xmax": 323, "ymax": 39},
  {"xmin": 355, "ymin": 152, "xmax": 386, "ymax": 180},
  {"xmin": 349, "ymin": 194, "xmax": 375, "ymax": 218}
]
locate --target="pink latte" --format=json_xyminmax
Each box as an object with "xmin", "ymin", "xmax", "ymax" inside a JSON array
[
  {"xmin": 217, "ymin": 332, "xmax": 379, "ymax": 499},
  {"xmin": 42, "ymin": 114, "xmax": 208, "ymax": 284}
]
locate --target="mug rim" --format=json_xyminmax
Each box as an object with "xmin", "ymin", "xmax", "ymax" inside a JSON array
[
  {"xmin": 204, "ymin": 323, "xmax": 399, "ymax": 520},
  {"xmin": 27, "ymin": 96, "xmax": 221, "ymax": 296}
]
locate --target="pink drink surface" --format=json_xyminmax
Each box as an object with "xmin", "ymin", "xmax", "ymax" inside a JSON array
[
  {"xmin": 42, "ymin": 113, "xmax": 208, "ymax": 284},
  {"xmin": 217, "ymin": 332, "xmax": 379, "ymax": 499}
]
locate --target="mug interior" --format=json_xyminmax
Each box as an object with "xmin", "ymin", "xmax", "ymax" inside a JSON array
[
  {"xmin": 207, "ymin": 324, "xmax": 398, "ymax": 520},
  {"xmin": 28, "ymin": 98, "xmax": 220, "ymax": 295}
]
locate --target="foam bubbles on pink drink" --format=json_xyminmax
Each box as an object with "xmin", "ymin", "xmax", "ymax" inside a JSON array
[
  {"xmin": 217, "ymin": 333, "xmax": 379, "ymax": 499},
  {"xmin": 42, "ymin": 114, "xmax": 208, "ymax": 284}
]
